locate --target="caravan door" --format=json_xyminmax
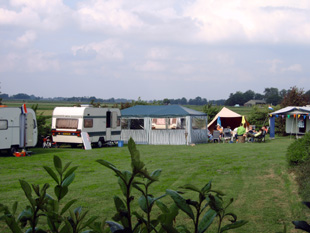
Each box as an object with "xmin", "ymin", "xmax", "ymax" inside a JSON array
[
  {"xmin": 26, "ymin": 113, "xmax": 37, "ymax": 147},
  {"xmin": 0, "ymin": 120, "xmax": 10, "ymax": 149},
  {"xmin": 106, "ymin": 111, "xmax": 111, "ymax": 141}
]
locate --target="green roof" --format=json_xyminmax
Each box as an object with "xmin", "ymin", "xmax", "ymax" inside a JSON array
[{"xmin": 121, "ymin": 105, "xmax": 207, "ymax": 118}]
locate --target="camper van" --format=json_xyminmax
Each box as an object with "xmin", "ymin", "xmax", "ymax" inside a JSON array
[
  {"xmin": 0, "ymin": 106, "xmax": 38, "ymax": 155},
  {"xmin": 51, "ymin": 106, "xmax": 121, "ymax": 147}
]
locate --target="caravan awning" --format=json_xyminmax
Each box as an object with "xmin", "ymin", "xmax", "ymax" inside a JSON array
[{"xmin": 270, "ymin": 106, "xmax": 310, "ymax": 116}]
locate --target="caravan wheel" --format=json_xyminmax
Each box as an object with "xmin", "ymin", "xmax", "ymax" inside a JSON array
[
  {"xmin": 97, "ymin": 140, "xmax": 103, "ymax": 148},
  {"xmin": 10, "ymin": 147, "xmax": 17, "ymax": 156}
]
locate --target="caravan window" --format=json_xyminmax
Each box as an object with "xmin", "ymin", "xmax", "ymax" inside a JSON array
[
  {"xmin": 56, "ymin": 118, "xmax": 78, "ymax": 129},
  {"xmin": 0, "ymin": 120, "xmax": 8, "ymax": 130},
  {"xmin": 84, "ymin": 119, "xmax": 93, "ymax": 128}
]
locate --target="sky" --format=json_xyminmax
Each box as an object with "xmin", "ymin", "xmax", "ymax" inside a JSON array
[{"xmin": 1, "ymin": 0, "xmax": 310, "ymax": 101}]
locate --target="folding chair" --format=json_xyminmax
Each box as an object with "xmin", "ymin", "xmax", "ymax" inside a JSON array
[{"xmin": 211, "ymin": 130, "xmax": 221, "ymax": 143}]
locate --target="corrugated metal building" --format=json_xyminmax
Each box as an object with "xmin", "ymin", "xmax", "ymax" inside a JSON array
[{"xmin": 121, "ymin": 105, "xmax": 208, "ymax": 145}]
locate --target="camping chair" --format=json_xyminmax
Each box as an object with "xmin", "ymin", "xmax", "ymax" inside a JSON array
[
  {"xmin": 211, "ymin": 130, "xmax": 221, "ymax": 143},
  {"xmin": 254, "ymin": 130, "xmax": 266, "ymax": 143},
  {"xmin": 223, "ymin": 128, "xmax": 232, "ymax": 143}
]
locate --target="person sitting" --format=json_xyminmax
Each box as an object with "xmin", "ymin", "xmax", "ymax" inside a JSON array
[
  {"xmin": 235, "ymin": 123, "xmax": 246, "ymax": 141},
  {"xmin": 208, "ymin": 130, "xmax": 213, "ymax": 141},
  {"xmin": 248, "ymin": 129, "xmax": 263, "ymax": 142},
  {"xmin": 223, "ymin": 126, "xmax": 232, "ymax": 143},
  {"xmin": 245, "ymin": 126, "xmax": 257, "ymax": 142}
]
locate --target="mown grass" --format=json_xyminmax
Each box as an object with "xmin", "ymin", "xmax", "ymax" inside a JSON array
[{"xmin": 0, "ymin": 137, "xmax": 308, "ymax": 232}]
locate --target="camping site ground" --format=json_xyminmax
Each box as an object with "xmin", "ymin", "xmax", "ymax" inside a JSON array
[{"xmin": 0, "ymin": 137, "xmax": 308, "ymax": 232}]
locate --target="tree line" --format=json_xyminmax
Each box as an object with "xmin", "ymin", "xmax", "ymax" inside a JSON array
[{"xmin": 1, "ymin": 86, "xmax": 310, "ymax": 106}]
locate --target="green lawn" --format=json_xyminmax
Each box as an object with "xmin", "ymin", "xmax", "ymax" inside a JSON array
[{"xmin": 0, "ymin": 137, "xmax": 307, "ymax": 232}]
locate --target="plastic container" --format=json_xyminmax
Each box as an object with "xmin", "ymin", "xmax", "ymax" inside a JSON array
[{"xmin": 118, "ymin": 140, "xmax": 124, "ymax": 147}]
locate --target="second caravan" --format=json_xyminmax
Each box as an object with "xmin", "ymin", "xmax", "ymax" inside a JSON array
[{"xmin": 51, "ymin": 105, "xmax": 121, "ymax": 147}]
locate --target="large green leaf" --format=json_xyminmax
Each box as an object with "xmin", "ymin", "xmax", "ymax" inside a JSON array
[
  {"xmin": 180, "ymin": 184, "xmax": 201, "ymax": 193},
  {"xmin": 220, "ymin": 220, "xmax": 248, "ymax": 232},
  {"xmin": 166, "ymin": 189, "xmax": 194, "ymax": 220},
  {"xmin": 198, "ymin": 209, "xmax": 217, "ymax": 233},
  {"xmin": 64, "ymin": 166, "xmax": 78, "ymax": 180},
  {"xmin": 43, "ymin": 166, "xmax": 59, "ymax": 184},
  {"xmin": 54, "ymin": 185, "xmax": 68, "ymax": 201},
  {"xmin": 60, "ymin": 199, "xmax": 77, "ymax": 215},
  {"xmin": 96, "ymin": 160, "xmax": 124, "ymax": 179},
  {"xmin": 63, "ymin": 161, "xmax": 72, "ymax": 173},
  {"xmin": 53, "ymin": 156, "xmax": 63, "ymax": 176},
  {"xmin": 138, "ymin": 195, "xmax": 153, "ymax": 213},
  {"xmin": 62, "ymin": 173, "xmax": 75, "ymax": 187},
  {"xmin": 201, "ymin": 181, "xmax": 212, "ymax": 194}
]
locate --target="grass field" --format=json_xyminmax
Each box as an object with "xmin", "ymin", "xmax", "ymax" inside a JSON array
[{"xmin": 0, "ymin": 137, "xmax": 308, "ymax": 232}]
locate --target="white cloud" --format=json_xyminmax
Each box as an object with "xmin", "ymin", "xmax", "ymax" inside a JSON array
[
  {"xmin": 0, "ymin": 0, "xmax": 72, "ymax": 30},
  {"xmin": 12, "ymin": 30, "xmax": 36, "ymax": 48},
  {"xmin": 146, "ymin": 47, "xmax": 170, "ymax": 60},
  {"xmin": 184, "ymin": 0, "xmax": 310, "ymax": 43},
  {"xmin": 72, "ymin": 39, "xmax": 124, "ymax": 61},
  {"xmin": 282, "ymin": 64, "xmax": 302, "ymax": 72},
  {"xmin": 134, "ymin": 61, "xmax": 166, "ymax": 72},
  {"xmin": 76, "ymin": 0, "xmax": 144, "ymax": 31}
]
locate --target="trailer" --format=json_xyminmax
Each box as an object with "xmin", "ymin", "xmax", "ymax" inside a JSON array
[
  {"xmin": 0, "ymin": 106, "xmax": 38, "ymax": 155},
  {"xmin": 51, "ymin": 105, "xmax": 121, "ymax": 147}
]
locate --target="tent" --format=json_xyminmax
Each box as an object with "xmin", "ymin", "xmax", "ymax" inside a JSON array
[
  {"xmin": 269, "ymin": 106, "xmax": 310, "ymax": 137},
  {"xmin": 208, "ymin": 107, "xmax": 242, "ymax": 133},
  {"xmin": 121, "ymin": 105, "xmax": 208, "ymax": 145}
]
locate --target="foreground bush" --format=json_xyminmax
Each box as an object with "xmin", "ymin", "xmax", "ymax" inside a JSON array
[
  {"xmin": 1, "ymin": 138, "xmax": 247, "ymax": 233},
  {"xmin": 286, "ymin": 132, "xmax": 310, "ymax": 166}
]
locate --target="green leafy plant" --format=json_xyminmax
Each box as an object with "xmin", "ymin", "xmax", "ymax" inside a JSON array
[
  {"xmin": 0, "ymin": 155, "xmax": 96, "ymax": 233},
  {"xmin": 97, "ymin": 138, "xmax": 166, "ymax": 232},
  {"xmin": 98, "ymin": 138, "xmax": 247, "ymax": 233},
  {"xmin": 166, "ymin": 182, "xmax": 248, "ymax": 233},
  {"xmin": 286, "ymin": 132, "xmax": 310, "ymax": 166}
]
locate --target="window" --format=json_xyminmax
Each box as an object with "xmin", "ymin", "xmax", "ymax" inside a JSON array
[
  {"xmin": 0, "ymin": 120, "xmax": 8, "ymax": 130},
  {"xmin": 152, "ymin": 118, "xmax": 186, "ymax": 130},
  {"xmin": 130, "ymin": 119, "xmax": 144, "ymax": 129},
  {"xmin": 192, "ymin": 117, "xmax": 207, "ymax": 129},
  {"xmin": 84, "ymin": 119, "xmax": 93, "ymax": 128},
  {"xmin": 56, "ymin": 118, "xmax": 78, "ymax": 129},
  {"xmin": 121, "ymin": 119, "xmax": 144, "ymax": 130}
]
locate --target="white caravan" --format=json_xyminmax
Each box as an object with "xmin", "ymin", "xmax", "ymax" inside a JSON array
[
  {"xmin": 0, "ymin": 107, "xmax": 38, "ymax": 155},
  {"xmin": 51, "ymin": 106, "xmax": 121, "ymax": 147}
]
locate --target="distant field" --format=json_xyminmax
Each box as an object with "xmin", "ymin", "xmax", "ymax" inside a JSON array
[
  {"xmin": 0, "ymin": 137, "xmax": 307, "ymax": 232},
  {"xmin": 3, "ymin": 100, "xmax": 254, "ymax": 120}
]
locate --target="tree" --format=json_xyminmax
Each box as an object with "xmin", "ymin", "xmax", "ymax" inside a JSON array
[
  {"xmin": 280, "ymin": 86, "xmax": 309, "ymax": 107},
  {"xmin": 203, "ymin": 103, "xmax": 220, "ymax": 122},
  {"xmin": 264, "ymin": 87, "xmax": 282, "ymax": 105},
  {"xmin": 243, "ymin": 90, "xmax": 255, "ymax": 102},
  {"xmin": 163, "ymin": 98, "xmax": 170, "ymax": 105}
]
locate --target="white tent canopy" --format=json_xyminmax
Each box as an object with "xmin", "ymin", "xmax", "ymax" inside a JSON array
[{"xmin": 208, "ymin": 107, "xmax": 242, "ymax": 132}]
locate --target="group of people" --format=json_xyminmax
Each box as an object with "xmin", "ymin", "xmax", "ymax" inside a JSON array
[{"xmin": 208, "ymin": 123, "xmax": 267, "ymax": 143}]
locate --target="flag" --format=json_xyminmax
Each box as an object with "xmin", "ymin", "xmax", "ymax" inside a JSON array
[
  {"xmin": 268, "ymin": 105, "xmax": 273, "ymax": 110},
  {"xmin": 21, "ymin": 104, "xmax": 27, "ymax": 114},
  {"xmin": 217, "ymin": 117, "xmax": 221, "ymax": 126},
  {"xmin": 242, "ymin": 116, "xmax": 246, "ymax": 124}
]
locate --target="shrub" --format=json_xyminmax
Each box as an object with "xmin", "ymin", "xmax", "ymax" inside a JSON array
[{"xmin": 286, "ymin": 132, "xmax": 310, "ymax": 166}]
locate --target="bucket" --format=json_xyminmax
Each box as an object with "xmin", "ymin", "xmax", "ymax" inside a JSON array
[
  {"xmin": 118, "ymin": 140, "xmax": 124, "ymax": 147},
  {"xmin": 239, "ymin": 136, "xmax": 245, "ymax": 143}
]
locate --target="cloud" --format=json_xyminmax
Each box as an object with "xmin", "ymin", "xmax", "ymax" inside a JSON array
[
  {"xmin": 134, "ymin": 61, "xmax": 166, "ymax": 72},
  {"xmin": 184, "ymin": 0, "xmax": 310, "ymax": 43},
  {"xmin": 0, "ymin": 0, "xmax": 73, "ymax": 30},
  {"xmin": 282, "ymin": 64, "xmax": 302, "ymax": 72},
  {"xmin": 0, "ymin": 50, "xmax": 60, "ymax": 73},
  {"xmin": 71, "ymin": 39, "xmax": 124, "ymax": 61},
  {"xmin": 12, "ymin": 30, "xmax": 36, "ymax": 48},
  {"xmin": 76, "ymin": 0, "xmax": 144, "ymax": 31}
]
